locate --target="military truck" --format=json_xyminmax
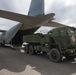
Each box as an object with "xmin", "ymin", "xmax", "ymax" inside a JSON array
[{"xmin": 23, "ymin": 26, "xmax": 76, "ymax": 62}]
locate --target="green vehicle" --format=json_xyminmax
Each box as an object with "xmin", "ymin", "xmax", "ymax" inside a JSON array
[{"xmin": 23, "ymin": 26, "xmax": 76, "ymax": 62}]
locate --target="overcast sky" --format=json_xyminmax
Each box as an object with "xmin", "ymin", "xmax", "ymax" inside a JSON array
[{"xmin": 0, "ymin": 0, "xmax": 76, "ymax": 32}]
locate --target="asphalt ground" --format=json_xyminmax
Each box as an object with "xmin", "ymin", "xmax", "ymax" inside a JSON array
[{"xmin": 0, "ymin": 47, "xmax": 76, "ymax": 75}]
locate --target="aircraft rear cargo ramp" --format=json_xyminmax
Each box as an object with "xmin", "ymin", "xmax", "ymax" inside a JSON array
[{"xmin": 0, "ymin": 23, "xmax": 22, "ymax": 45}]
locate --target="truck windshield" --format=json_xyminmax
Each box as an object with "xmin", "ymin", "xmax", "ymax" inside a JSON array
[
  {"xmin": 69, "ymin": 28, "xmax": 76, "ymax": 34},
  {"xmin": 70, "ymin": 30, "xmax": 74, "ymax": 33}
]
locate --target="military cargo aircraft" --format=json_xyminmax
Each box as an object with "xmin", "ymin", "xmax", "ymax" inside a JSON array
[{"xmin": 0, "ymin": 0, "xmax": 65, "ymax": 47}]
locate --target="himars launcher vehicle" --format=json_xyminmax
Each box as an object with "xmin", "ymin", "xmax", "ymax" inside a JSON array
[{"xmin": 23, "ymin": 26, "xmax": 76, "ymax": 62}]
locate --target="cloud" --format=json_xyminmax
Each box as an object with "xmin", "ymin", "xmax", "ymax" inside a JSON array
[
  {"xmin": 0, "ymin": 0, "xmax": 31, "ymax": 30},
  {"xmin": 0, "ymin": 18, "xmax": 19, "ymax": 30},
  {"xmin": 0, "ymin": 0, "xmax": 76, "ymax": 32},
  {"xmin": 45, "ymin": 0, "xmax": 76, "ymax": 27},
  {"xmin": 0, "ymin": 0, "xmax": 31, "ymax": 15}
]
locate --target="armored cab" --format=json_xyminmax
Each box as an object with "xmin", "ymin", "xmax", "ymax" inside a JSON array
[{"xmin": 50, "ymin": 27, "xmax": 76, "ymax": 49}]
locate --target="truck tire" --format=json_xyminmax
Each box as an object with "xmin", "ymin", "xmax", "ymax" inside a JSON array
[
  {"xmin": 29, "ymin": 45, "xmax": 35, "ymax": 55},
  {"xmin": 49, "ymin": 48, "xmax": 62, "ymax": 63},
  {"xmin": 24, "ymin": 45, "xmax": 29, "ymax": 53}
]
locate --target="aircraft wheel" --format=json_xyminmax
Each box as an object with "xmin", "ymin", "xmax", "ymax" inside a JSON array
[{"xmin": 1, "ymin": 43, "xmax": 5, "ymax": 46}]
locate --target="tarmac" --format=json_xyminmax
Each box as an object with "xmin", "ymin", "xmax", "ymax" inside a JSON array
[{"xmin": 0, "ymin": 47, "xmax": 76, "ymax": 75}]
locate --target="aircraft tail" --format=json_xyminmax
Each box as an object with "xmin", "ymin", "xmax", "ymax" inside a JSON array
[{"xmin": 28, "ymin": 0, "xmax": 44, "ymax": 16}]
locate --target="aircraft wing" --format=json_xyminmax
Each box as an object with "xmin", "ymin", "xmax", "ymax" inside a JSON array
[
  {"xmin": 21, "ymin": 13, "xmax": 55, "ymax": 30},
  {"xmin": 43, "ymin": 21, "xmax": 66, "ymax": 28},
  {"xmin": 0, "ymin": 9, "xmax": 66, "ymax": 34},
  {"xmin": 0, "ymin": 9, "xmax": 55, "ymax": 30},
  {"xmin": 0, "ymin": 9, "xmax": 33, "ymax": 25}
]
